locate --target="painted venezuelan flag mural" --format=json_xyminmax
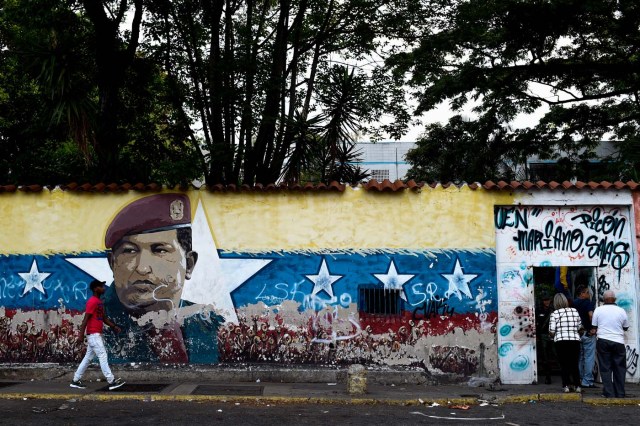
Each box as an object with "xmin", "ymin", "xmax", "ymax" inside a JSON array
[
  {"xmin": 0, "ymin": 186, "xmax": 509, "ymax": 379},
  {"xmin": 5, "ymin": 186, "xmax": 637, "ymax": 384}
]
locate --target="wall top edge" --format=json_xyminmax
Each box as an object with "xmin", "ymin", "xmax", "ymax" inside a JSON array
[{"xmin": 0, "ymin": 180, "xmax": 637, "ymax": 194}]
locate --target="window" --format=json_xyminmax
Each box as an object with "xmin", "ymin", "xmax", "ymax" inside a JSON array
[
  {"xmin": 358, "ymin": 286, "xmax": 401, "ymax": 315},
  {"xmin": 528, "ymin": 160, "xmax": 613, "ymax": 182},
  {"xmin": 369, "ymin": 169, "xmax": 390, "ymax": 181},
  {"xmin": 528, "ymin": 162, "xmax": 558, "ymax": 182}
]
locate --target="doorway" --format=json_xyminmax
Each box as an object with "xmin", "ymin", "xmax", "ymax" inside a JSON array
[{"xmin": 532, "ymin": 266, "xmax": 596, "ymax": 384}]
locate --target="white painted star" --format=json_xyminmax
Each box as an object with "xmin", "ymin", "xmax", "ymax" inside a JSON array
[
  {"xmin": 183, "ymin": 201, "xmax": 271, "ymax": 322},
  {"xmin": 66, "ymin": 257, "xmax": 113, "ymax": 286},
  {"xmin": 306, "ymin": 259, "xmax": 343, "ymax": 298},
  {"xmin": 19, "ymin": 259, "xmax": 50, "ymax": 295},
  {"xmin": 442, "ymin": 258, "xmax": 478, "ymax": 300},
  {"xmin": 373, "ymin": 260, "xmax": 414, "ymax": 301},
  {"xmin": 65, "ymin": 199, "xmax": 271, "ymax": 323}
]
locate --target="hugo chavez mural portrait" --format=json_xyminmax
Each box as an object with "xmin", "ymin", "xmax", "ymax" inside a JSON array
[{"xmin": 102, "ymin": 194, "xmax": 221, "ymax": 363}]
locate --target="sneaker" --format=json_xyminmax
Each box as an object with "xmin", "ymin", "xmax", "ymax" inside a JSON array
[
  {"xmin": 70, "ymin": 380, "xmax": 87, "ymax": 389},
  {"xmin": 563, "ymin": 386, "xmax": 570, "ymax": 393},
  {"xmin": 575, "ymin": 386, "xmax": 583, "ymax": 393},
  {"xmin": 108, "ymin": 378, "xmax": 125, "ymax": 390}
]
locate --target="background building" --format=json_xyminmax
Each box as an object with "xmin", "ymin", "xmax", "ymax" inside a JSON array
[
  {"xmin": 355, "ymin": 140, "xmax": 619, "ymax": 183},
  {"xmin": 354, "ymin": 141, "xmax": 415, "ymax": 181}
]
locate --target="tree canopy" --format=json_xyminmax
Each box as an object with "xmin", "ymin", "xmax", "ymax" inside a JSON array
[
  {"xmin": 141, "ymin": 0, "xmax": 410, "ymax": 185},
  {"xmin": 392, "ymin": 0, "xmax": 640, "ymax": 182},
  {"xmin": 0, "ymin": 0, "xmax": 201, "ymax": 184},
  {"xmin": 1, "ymin": 0, "xmax": 639, "ymax": 185},
  {"xmin": 0, "ymin": 0, "xmax": 409, "ymax": 185}
]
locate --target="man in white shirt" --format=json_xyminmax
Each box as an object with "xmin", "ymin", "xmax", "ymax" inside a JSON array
[{"xmin": 591, "ymin": 290, "xmax": 630, "ymax": 398}]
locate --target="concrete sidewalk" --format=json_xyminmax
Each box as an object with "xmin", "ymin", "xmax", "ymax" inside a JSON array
[{"xmin": 0, "ymin": 364, "xmax": 638, "ymax": 406}]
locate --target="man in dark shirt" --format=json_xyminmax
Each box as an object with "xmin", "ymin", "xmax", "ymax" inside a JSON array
[
  {"xmin": 536, "ymin": 293, "xmax": 555, "ymax": 384},
  {"xmin": 573, "ymin": 285, "xmax": 597, "ymax": 388}
]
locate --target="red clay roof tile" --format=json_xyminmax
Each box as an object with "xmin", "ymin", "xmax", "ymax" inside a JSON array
[
  {"xmin": 0, "ymin": 180, "xmax": 638, "ymax": 193},
  {"xmin": 18, "ymin": 184, "xmax": 43, "ymax": 192}
]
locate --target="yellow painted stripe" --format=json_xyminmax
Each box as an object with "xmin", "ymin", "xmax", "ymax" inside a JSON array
[
  {"xmin": 0, "ymin": 391, "xmax": 479, "ymax": 406},
  {"xmin": 203, "ymin": 186, "xmax": 515, "ymax": 251},
  {"xmin": 0, "ymin": 189, "xmax": 186, "ymax": 255},
  {"xmin": 0, "ymin": 186, "xmax": 515, "ymax": 254}
]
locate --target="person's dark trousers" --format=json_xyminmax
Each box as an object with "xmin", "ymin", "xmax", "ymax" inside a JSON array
[
  {"xmin": 555, "ymin": 340, "xmax": 581, "ymax": 388},
  {"xmin": 597, "ymin": 338, "xmax": 626, "ymax": 398},
  {"xmin": 537, "ymin": 334, "xmax": 556, "ymax": 383}
]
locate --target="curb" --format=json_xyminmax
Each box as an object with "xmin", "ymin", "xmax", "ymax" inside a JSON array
[
  {"xmin": 497, "ymin": 392, "xmax": 640, "ymax": 406},
  {"xmin": 583, "ymin": 396, "xmax": 640, "ymax": 406},
  {"xmin": 538, "ymin": 393, "xmax": 581, "ymax": 402},
  {"xmin": 0, "ymin": 392, "xmax": 478, "ymax": 406},
  {"xmin": 3, "ymin": 391, "xmax": 640, "ymax": 406},
  {"xmin": 0, "ymin": 391, "xmax": 477, "ymax": 407},
  {"xmin": 0, "ymin": 364, "xmax": 432, "ymax": 386}
]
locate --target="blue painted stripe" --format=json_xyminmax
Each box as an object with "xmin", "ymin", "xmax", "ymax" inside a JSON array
[
  {"xmin": 355, "ymin": 161, "xmax": 409, "ymax": 165},
  {"xmin": 0, "ymin": 249, "xmax": 497, "ymax": 316}
]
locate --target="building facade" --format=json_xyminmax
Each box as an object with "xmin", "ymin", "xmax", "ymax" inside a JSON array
[
  {"xmin": 354, "ymin": 142, "xmax": 414, "ymax": 181},
  {"xmin": 0, "ymin": 182, "xmax": 637, "ymax": 384}
]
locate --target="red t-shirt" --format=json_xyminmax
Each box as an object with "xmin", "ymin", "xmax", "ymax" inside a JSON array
[{"xmin": 85, "ymin": 295, "xmax": 105, "ymax": 334}]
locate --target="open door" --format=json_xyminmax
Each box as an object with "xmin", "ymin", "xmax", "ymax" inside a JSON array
[{"xmin": 532, "ymin": 266, "xmax": 596, "ymax": 384}]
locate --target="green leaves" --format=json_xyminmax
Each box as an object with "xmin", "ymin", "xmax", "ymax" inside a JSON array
[
  {"xmin": 1, "ymin": 0, "xmax": 416, "ymax": 185},
  {"xmin": 391, "ymin": 0, "xmax": 640, "ymax": 182},
  {"xmin": 281, "ymin": 66, "xmax": 371, "ymax": 185},
  {"xmin": 0, "ymin": 0, "xmax": 201, "ymax": 185},
  {"xmin": 405, "ymin": 115, "xmax": 516, "ymax": 183}
]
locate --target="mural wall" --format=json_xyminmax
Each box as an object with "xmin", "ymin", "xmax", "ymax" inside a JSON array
[
  {"xmin": 0, "ymin": 186, "xmax": 637, "ymax": 384},
  {"xmin": 0, "ymin": 186, "xmax": 509, "ymax": 380},
  {"xmin": 495, "ymin": 191, "xmax": 639, "ymax": 384}
]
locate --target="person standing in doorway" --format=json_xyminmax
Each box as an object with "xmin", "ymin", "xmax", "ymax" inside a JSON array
[
  {"xmin": 549, "ymin": 293, "xmax": 583, "ymax": 393},
  {"xmin": 70, "ymin": 279, "xmax": 125, "ymax": 390},
  {"xmin": 592, "ymin": 290, "xmax": 629, "ymax": 398},
  {"xmin": 536, "ymin": 292, "xmax": 555, "ymax": 384},
  {"xmin": 573, "ymin": 285, "xmax": 597, "ymax": 388}
]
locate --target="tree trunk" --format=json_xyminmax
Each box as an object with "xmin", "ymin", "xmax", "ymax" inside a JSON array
[
  {"xmin": 235, "ymin": 0, "xmax": 255, "ymax": 181},
  {"xmin": 246, "ymin": 0, "xmax": 289, "ymax": 184},
  {"xmin": 270, "ymin": 0, "xmax": 308, "ymax": 183},
  {"xmin": 206, "ymin": 0, "xmax": 226, "ymax": 184},
  {"xmin": 173, "ymin": 5, "xmax": 214, "ymax": 156},
  {"xmin": 81, "ymin": 0, "xmax": 142, "ymax": 181},
  {"xmin": 223, "ymin": 0, "xmax": 236, "ymax": 183}
]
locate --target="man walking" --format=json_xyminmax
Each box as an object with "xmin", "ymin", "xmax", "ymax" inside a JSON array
[
  {"xmin": 70, "ymin": 279, "xmax": 125, "ymax": 390},
  {"xmin": 591, "ymin": 290, "xmax": 629, "ymax": 398},
  {"xmin": 573, "ymin": 285, "xmax": 596, "ymax": 388}
]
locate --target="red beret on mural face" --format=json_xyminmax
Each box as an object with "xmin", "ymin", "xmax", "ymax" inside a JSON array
[{"xmin": 105, "ymin": 194, "xmax": 191, "ymax": 249}]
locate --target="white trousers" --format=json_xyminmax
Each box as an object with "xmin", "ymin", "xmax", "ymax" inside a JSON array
[{"xmin": 73, "ymin": 333, "xmax": 114, "ymax": 383}]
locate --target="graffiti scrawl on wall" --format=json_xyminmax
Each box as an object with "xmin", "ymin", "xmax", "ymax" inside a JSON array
[
  {"xmin": 496, "ymin": 206, "xmax": 631, "ymax": 274},
  {"xmin": 495, "ymin": 203, "xmax": 638, "ymax": 384},
  {"xmin": 0, "ymin": 188, "xmax": 501, "ymax": 379},
  {"xmin": 218, "ymin": 249, "xmax": 496, "ymax": 365},
  {"xmin": 1, "ymin": 188, "xmax": 637, "ymax": 384}
]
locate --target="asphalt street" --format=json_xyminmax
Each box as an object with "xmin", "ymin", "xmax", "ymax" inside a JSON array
[
  {"xmin": 0, "ymin": 399, "xmax": 637, "ymax": 425},
  {"xmin": 2, "ymin": 364, "xmax": 639, "ymax": 426}
]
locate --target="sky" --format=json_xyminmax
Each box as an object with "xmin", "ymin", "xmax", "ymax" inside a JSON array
[{"xmin": 365, "ymin": 99, "xmax": 549, "ymax": 143}]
